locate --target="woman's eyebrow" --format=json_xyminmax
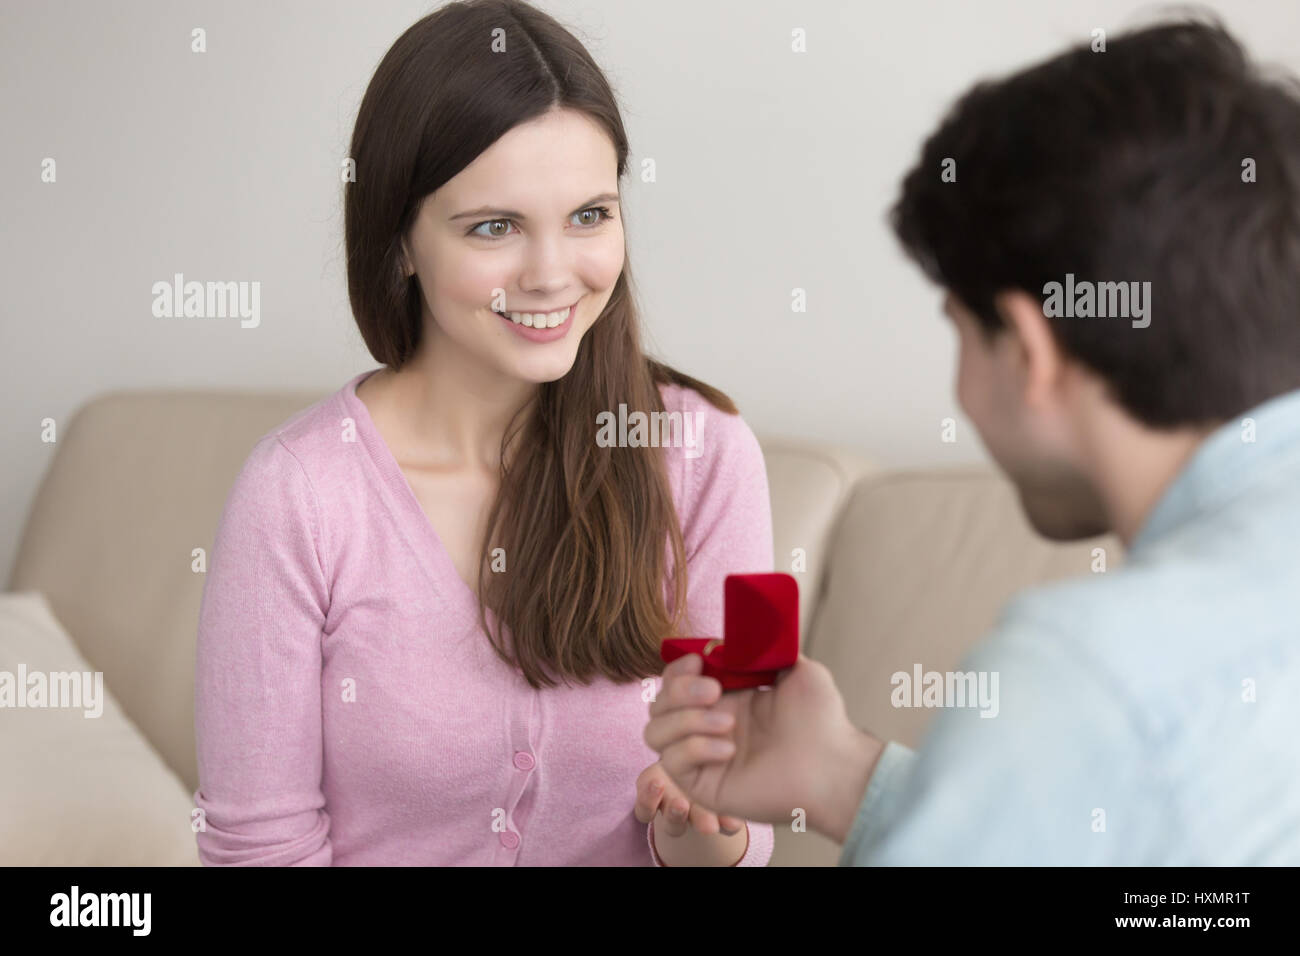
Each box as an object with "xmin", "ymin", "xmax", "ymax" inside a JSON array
[{"xmin": 448, "ymin": 192, "xmax": 620, "ymax": 222}]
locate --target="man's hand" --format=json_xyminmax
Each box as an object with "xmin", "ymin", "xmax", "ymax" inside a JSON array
[{"xmin": 644, "ymin": 651, "xmax": 885, "ymax": 842}]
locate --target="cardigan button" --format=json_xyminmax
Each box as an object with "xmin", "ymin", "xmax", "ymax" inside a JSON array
[
  {"xmin": 513, "ymin": 751, "xmax": 535, "ymax": 771},
  {"xmin": 500, "ymin": 831, "xmax": 520, "ymax": 849}
]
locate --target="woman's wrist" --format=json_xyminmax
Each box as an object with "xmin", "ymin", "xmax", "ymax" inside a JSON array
[{"xmin": 650, "ymin": 817, "xmax": 749, "ymax": 866}]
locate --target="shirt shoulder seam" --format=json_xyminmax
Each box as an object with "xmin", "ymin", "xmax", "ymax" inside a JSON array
[{"xmin": 272, "ymin": 435, "xmax": 332, "ymax": 589}]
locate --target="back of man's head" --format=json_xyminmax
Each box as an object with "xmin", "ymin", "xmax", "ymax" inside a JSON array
[{"xmin": 892, "ymin": 15, "xmax": 1300, "ymax": 429}]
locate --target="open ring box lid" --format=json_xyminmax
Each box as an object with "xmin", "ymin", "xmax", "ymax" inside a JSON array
[{"xmin": 659, "ymin": 573, "xmax": 799, "ymax": 690}]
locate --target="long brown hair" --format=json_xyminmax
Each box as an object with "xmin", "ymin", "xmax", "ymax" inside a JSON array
[{"xmin": 344, "ymin": 0, "xmax": 740, "ymax": 688}]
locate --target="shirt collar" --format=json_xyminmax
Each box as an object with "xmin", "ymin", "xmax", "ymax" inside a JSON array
[{"xmin": 1129, "ymin": 387, "xmax": 1300, "ymax": 554}]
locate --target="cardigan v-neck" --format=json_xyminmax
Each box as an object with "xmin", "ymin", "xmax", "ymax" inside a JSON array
[{"xmin": 342, "ymin": 368, "xmax": 484, "ymax": 628}]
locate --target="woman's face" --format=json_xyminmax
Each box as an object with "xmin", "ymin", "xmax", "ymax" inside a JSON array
[{"xmin": 401, "ymin": 107, "xmax": 626, "ymax": 385}]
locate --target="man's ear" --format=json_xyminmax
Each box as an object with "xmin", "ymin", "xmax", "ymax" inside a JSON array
[{"xmin": 992, "ymin": 289, "xmax": 1065, "ymax": 410}]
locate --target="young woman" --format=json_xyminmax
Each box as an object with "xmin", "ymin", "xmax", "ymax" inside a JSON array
[{"xmin": 193, "ymin": 0, "xmax": 775, "ymax": 866}]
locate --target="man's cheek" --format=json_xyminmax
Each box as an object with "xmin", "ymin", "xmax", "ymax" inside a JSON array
[{"xmin": 955, "ymin": 352, "xmax": 978, "ymax": 420}]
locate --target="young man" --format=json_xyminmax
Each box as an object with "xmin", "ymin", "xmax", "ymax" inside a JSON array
[{"xmin": 645, "ymin": 18, "xmax": 1300, "ymax": 864}]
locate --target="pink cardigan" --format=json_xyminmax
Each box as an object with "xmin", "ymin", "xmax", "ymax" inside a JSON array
[{"xmin": 193, "ymin": 368, "xmax": 777, "ymax": 865}]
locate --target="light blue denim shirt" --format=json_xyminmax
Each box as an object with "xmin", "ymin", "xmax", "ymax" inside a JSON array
[{"xmin": 839, "ymin": 387, "xmax": 1300, "ymax": 865}]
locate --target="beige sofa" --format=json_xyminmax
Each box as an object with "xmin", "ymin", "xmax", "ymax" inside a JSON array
[{"xmin": 2, "ymin": 384, "xmax": 1119, "ymax": 866}]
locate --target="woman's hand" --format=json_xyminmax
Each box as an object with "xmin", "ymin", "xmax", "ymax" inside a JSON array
[
  {"xmin": 635, "ymin": 761, "xmax": 745, "ymax": 836},
  {"xmin": 634, "ymin": 761, "xmax": 749, "ymax": 864}
]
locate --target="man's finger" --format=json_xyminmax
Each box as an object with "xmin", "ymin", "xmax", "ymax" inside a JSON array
[
  {"xmin": 659, "ymin": 734, "xmax": 737, "ymax": 792},
  {"xmin": 665, "ymin": 651, "xmax": 702, "ymax": 678},
  {"xmin": 644, "ymin": 705, "xmax": 734, "ymax": 753},
  {"xmin": 649, "ymin": 668, "xmax": 723, "ymax": 719},
  {"xmin": 648, "ymin": 655, "xmax": 701, "ymax": 716}
]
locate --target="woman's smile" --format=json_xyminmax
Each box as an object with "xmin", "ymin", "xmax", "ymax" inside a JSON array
[{"xmin": 493, "ymin": 298, "xmax": 577, "ymax": 342}]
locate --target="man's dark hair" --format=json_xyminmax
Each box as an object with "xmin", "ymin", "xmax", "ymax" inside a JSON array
[{"xmin": 891, "ymin": 15, "xmax": 1300, "ymax": 428}]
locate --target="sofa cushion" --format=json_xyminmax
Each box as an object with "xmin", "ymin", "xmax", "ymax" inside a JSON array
[
  {"xmin": 0, "ymin": 591, "xmax": 200, "ymax": 865},
  {"xmin": 757, "ymin": 437, "xmax": 875, "ymax": 641},
  {"xmin": 7, "ymin": 388, "xmax": 322, "ymax": 795}
]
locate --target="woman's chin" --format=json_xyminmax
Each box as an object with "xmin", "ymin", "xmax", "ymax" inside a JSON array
[{"xmin": 503, "ymin": 351, "xmax": 581, "ymax": 385}]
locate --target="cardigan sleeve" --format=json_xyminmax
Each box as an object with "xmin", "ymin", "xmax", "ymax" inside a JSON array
[
  {"xmin": 193, "ymin": 436, "xmax": 333, "ymax": 865},
  {"xmin": 647, "ymin": 386, "xmax": 777, "ymax": 866}
]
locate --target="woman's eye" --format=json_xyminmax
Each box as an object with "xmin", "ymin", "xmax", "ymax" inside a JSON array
[
  {"xmin": 573, "ymin": 207, "xmax": 606, "ymax": 227},
  {"xmin": 575, "ymin": 205, "xmax": 615, "ymax": 228},
  {"xmin": 470, "ymin": 219, "xmax": 514, "ymax": 239}
]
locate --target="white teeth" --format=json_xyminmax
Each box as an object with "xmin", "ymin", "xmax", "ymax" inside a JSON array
[{"xmin": 495, "ymin": 306, "xmax": 571, "ymax": 328}]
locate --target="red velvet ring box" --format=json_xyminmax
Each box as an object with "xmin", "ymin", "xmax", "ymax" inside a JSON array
[{"xmin": 659, "ymin": 573, "xmax": 799, "ymax": 690}]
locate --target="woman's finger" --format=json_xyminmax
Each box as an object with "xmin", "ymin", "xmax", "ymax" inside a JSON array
[
  {"xmin": 718, "ymin": 814, "xmax": 745, "ymax": 836},
  {"xmin": 689, "ymin": 803, "xmax": 721, "ymax": 836},
  {"xmin": 660, "ymin": 795, "xmax": 691, "ymax": 838},
  {"xmin": 633, "ymin": 770, "xmax": 667, "ymax": 824}
]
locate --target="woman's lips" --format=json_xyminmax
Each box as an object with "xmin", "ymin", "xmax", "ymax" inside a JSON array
[{"xmin": 495, "ymin": 301, "xmax": 576, "ymax": 343}]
